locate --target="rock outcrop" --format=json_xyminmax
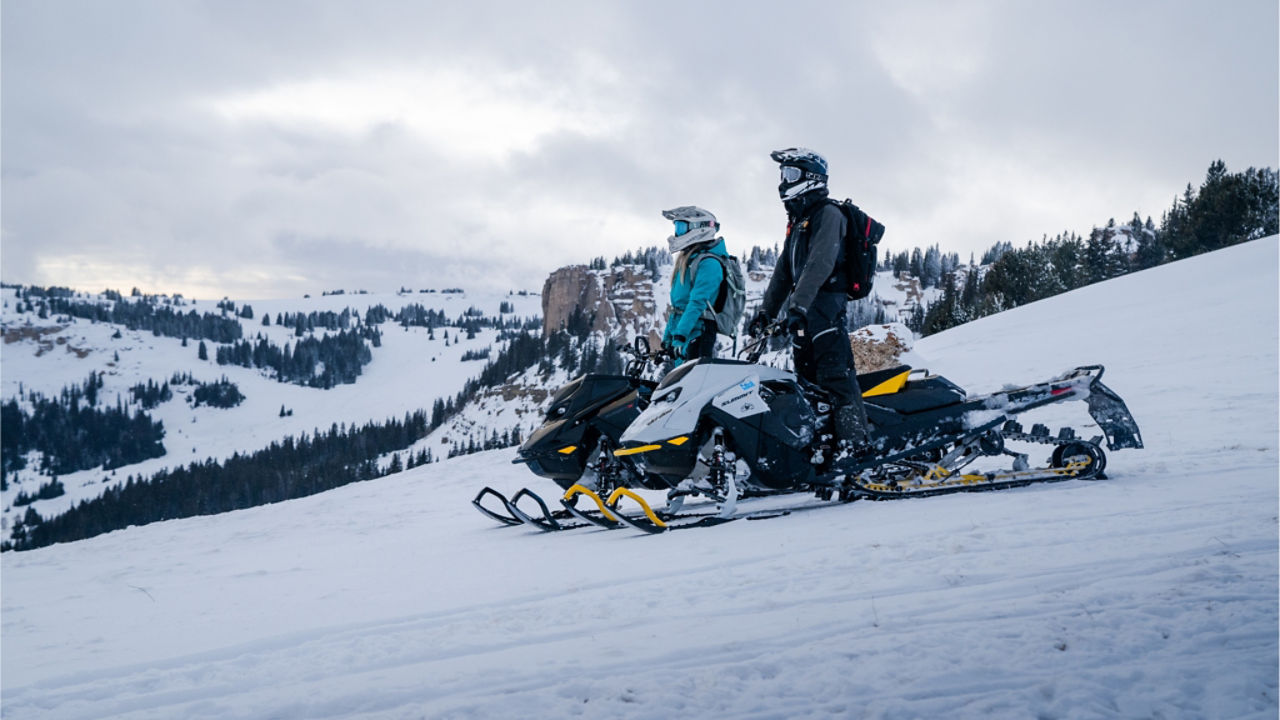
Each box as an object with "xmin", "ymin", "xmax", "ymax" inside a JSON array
[
  {"xmin": 540, "ymin": 265, "xmax": 662, "ymax": 340},
  {"xmin": 849, "ymin": 322, "xmax": 913, "ymax": 373}
]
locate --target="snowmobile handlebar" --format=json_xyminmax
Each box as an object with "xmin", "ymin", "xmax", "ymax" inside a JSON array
[
  {"xmin": 619, "ymin": 338, "xmax": 672, "ymax": 378},
  {"xmin": 740, "ymin": 321, "xmax": 787, "ymax": 363}
]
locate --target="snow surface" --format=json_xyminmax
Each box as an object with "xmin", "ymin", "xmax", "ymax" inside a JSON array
[{"xmin": 3, "ymin": 239, "xmax": 1278, "ymax": 719}]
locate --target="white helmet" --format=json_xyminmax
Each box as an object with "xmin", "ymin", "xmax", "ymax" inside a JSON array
[{"xmin": 662, "ymin": 206, "xmax": 719, "ymax": 253}]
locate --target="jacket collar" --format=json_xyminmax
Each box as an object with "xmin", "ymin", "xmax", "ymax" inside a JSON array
[{"xmin": 784, "ymin": 187, "xmax": 830, "ymax": 220}]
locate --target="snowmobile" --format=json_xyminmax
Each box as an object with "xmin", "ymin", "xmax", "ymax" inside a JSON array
[
  {"xmin": 472, "ymin": 336, "xmax": 672, "ymax": 530},
  {"xmin": 598, "ymin": 324, "xmax": 1144, "ymax": 532}
]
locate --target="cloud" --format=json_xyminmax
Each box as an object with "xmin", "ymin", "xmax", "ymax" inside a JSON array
[{"xmin": 2, "ymin": 0, "xmax": 1276, "ymax": 299}]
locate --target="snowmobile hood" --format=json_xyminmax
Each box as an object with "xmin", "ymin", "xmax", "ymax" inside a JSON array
[
  {"xmin": 542, "ymin": 373, "xmax": 638, "ymax": 422},
  {"xmin": 619, "ymin": 359, "xmax": 794, "ymax": 446},
  {"xmin": 518, "ymin": 416, "xmax": 569, "ymax": 456}
]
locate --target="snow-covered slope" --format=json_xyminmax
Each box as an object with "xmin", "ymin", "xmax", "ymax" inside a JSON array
[
  {"xmin": 2, "ymin": 239, "xmax": 1277, "ymax": 719},
  {"xmin": 0, "ymin": 289, "xmax": 541, "ymax": 519}
]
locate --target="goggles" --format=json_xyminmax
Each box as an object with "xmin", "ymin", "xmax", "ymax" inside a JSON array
[
  {"xmin": 674, "ymin": 220, "xmax": 712, "ymax": 236},
  {"xmin": 780, "ymin": 166, "xmax": 826, "ymax": 183}
]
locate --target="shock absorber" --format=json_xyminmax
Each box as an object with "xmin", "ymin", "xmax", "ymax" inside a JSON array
[
  {"xmin": 710, "ymin": 427, "xmax": 727, "ymax": 494},
  {"xmin": 710, "ymin": 426, "xmax": 741, "ymax": 517}
]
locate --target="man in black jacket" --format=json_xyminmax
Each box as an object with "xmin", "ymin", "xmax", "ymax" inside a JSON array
[{"xmin": 750, "ymin": 147, "xmax": 870, "ymax": 452}]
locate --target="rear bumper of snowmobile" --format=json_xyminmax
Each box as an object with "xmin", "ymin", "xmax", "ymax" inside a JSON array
[
  {"xmin": 992, "ymin": 365, "xmax": 1143, "ymax": 450},
  {"xmin": 1078, "ymin": 366, "xmax": 1143, "ymax": 450}
]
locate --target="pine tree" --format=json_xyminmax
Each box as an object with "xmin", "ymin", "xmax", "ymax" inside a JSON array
[
  {"xmin": 922, "ymin": 246, "xmax": 942, "ymax": 288},
  {"xmin": 1083, "ymin": 228, "xmax": 1114, "ymax": 284},
  {"xmin": 891, "ymin": 251, "xmax": 910, "ymax": 275}
]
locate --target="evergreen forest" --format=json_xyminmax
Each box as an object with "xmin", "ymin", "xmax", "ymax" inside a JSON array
[
  {"xmin": 895, "ymin": 161, "xmax": 1277, "ymax": 335},
  {"xmin": 1, "ymin": 372, "xmax": 166, "ymax": 477}
]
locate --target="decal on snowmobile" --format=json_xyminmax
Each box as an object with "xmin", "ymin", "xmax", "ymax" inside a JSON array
[
  {"xmin": 712, "ymin": 373, "xmax": 767, "ymax": 418},
  {"xmin": 614, "ymin": 443, "xmax": 662, "ymax": 456},
  {"xmin": 862, "ymin": 370, "xmax": 910, "ymax": 397}
]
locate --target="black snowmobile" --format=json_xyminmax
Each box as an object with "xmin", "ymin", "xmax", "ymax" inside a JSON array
[
  {"xmin": 472, "ymin": 336, "xmax": 671, "ymax": 530},
  {"xmin": 597, "ymin": 325, "xmax": 1144, "ymax": 532}
]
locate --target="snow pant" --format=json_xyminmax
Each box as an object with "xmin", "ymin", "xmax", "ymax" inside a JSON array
[
  {"xmin": 686, "ymin": 318, "xmax": 718, "ymax": 361},
  {"xmin": 792, "ymin": 292, "xmax": 869, "ymax": 445}
]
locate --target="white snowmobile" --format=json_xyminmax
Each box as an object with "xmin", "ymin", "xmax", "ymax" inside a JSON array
[{"xmin": 600, "ymin": 325, "xmax": 1144, "ymax": 533}]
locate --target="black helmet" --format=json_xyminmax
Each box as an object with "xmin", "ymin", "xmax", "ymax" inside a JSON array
[{"xmin": 770, "ymin": 147, "xmax": 828, "ymax": 201}]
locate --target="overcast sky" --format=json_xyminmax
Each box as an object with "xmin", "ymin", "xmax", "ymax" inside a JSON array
[{"xmin": 2, "ymin": 0, "xmax": 1277, "ymax": 300}]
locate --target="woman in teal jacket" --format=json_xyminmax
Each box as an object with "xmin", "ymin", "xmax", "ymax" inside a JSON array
[{"xmin": 661, "ymin": 206, "xmax": 729, "ymax": 366}]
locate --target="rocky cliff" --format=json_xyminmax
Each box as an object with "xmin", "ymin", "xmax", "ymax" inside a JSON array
[{"xmin": 540, "ymin": 265, "xmax": 663, "ymax": 342}]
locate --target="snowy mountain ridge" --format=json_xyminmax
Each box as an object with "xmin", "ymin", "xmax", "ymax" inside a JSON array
[{"xmin": 0, "ymin": 286, "xmax": 543, "ymax": 524}]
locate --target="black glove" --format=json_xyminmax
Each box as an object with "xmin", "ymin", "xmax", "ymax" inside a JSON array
[
  {"xmin": 785, "ymin": 307, "xmax": 807, "ymax": 337},
  {"xmin": 746, "ymin": 310, "xmax": 769, "ymax": 338},
  {"xmin": 670, "ymin": 335, "xmax": 688, "ymax": 359}
]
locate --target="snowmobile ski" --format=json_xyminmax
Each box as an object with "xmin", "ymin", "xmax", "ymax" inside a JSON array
[
  {"xmin": 560, "ymin": 484, "xmax": 622, "ymax": 529},
  {"xmin": 504, "ymin": 487, "xmax": 583, "ymax": 532},
  {"xmin": 604, "ymin": 487, "xmax": 825, "ymax": 533},
  {"xmin": 606, "ymin": 487, "xmax": 675, "ymax": 534},
  {"xmin": 472, "ymin": 486, "xmax": 524, "ymax": 526},
  {"xmin": 475, "ymin": 484, "xmax": 629, "ymax": 532}
]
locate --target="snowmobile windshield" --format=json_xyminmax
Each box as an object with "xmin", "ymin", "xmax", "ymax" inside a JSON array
[
  {"xmin": 546, "ymin": 377, "xmax": 583, "ymax": 414},
  {"xmin": 656, "ymin": 358, "xmax": 757, "ymax": 392},
  {"xmin": 656, "ymin": 362, "xmax": 697, "ymax": 391}
]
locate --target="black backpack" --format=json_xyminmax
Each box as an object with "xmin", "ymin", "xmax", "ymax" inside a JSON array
[{"xmin": 830, "ymin": 199, "xmax": 886, "ymax": 300}]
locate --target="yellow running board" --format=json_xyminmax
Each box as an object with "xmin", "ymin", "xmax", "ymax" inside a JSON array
[
  {"xmin": 606, "ymin": 487, "xmax": 668, "ymax": 529},
  {"xmin": 563, "ymin": 484, "xmax": 618, "ymax": 522}
]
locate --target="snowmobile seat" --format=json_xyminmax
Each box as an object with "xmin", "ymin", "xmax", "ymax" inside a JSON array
[
  {"xmin": 864, "ymin": 372, "xmax": 967, "ymax": 415},
  {"xmin": 867, "ymin": 389, "xmax": 964, "ymax": 415}
]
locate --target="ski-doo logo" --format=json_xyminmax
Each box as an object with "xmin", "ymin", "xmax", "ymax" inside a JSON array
[{"xmin": 739, "ymin": 380, "xmax": 755, "ymax": 391}]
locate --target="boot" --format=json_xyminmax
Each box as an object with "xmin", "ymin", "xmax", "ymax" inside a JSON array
[
  {"xmin": 833, "ymin": 404, "xmax": 868, "ymax": 442},
  {"xmin": 834, "ymin": 404, "xmax": 872, "ymax": 459}
]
